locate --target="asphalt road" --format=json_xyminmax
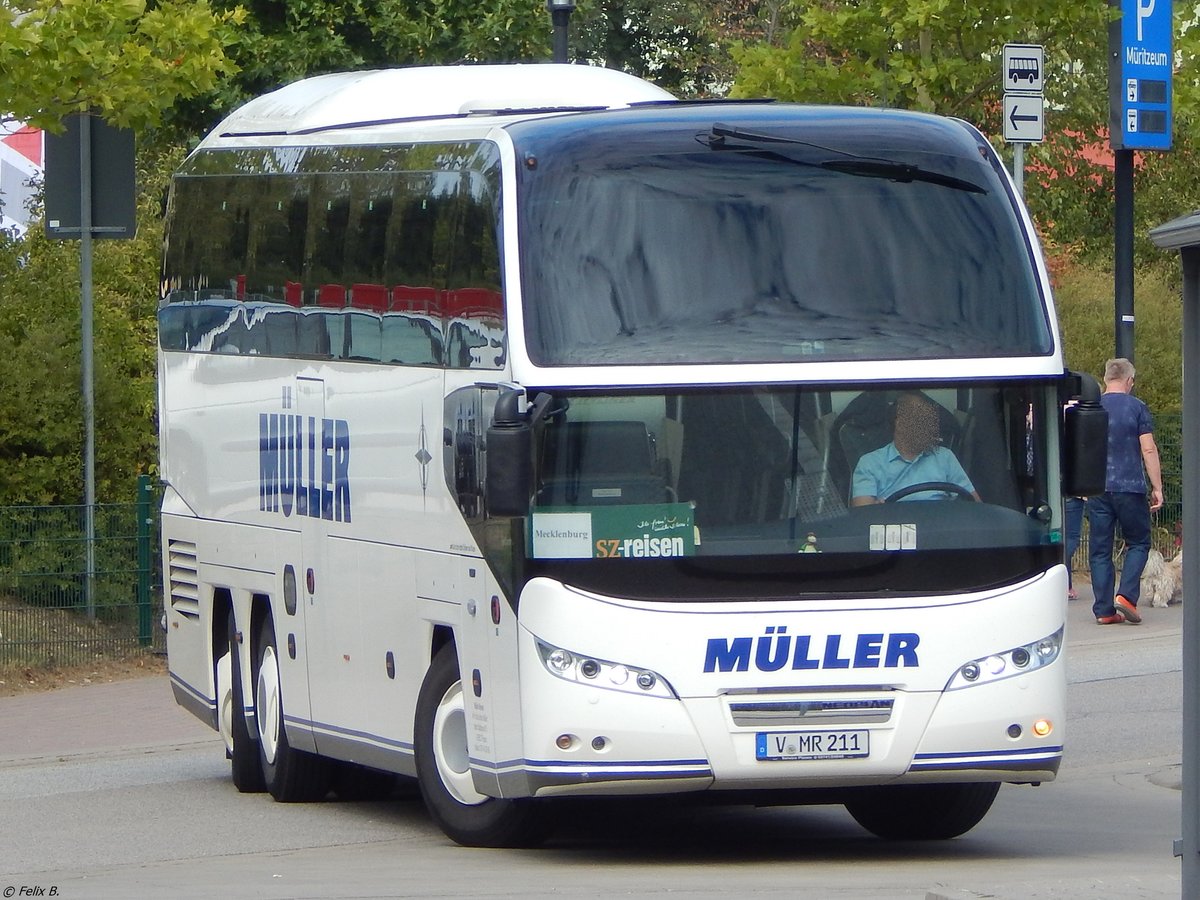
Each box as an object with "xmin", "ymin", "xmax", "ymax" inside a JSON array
[{"xmin": 0, "ymin": 586, "xmax": 1184, "ymax": 899}]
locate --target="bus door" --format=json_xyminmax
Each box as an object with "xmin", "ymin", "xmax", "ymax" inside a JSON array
[
  {"xmin": 442, "ymin": 383, "xmax": 524, "ymax": 796},
  {"xmin": 294, "ymin": 375, "xmax": 368, "ymax": 752}
]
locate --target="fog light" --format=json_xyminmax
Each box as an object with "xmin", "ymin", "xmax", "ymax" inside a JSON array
[
  {"xmin": 1032, "ymin": 719, "xmax": 1053, "ymax": 737},
  {"xmin": 556, "ymin": 733, "xmax": 575, "ymax": 750},
  {"xmin": 591, "ymin": 736, "xmax": 607, "ymax": 751},
  {"xmin": 1007, "ymin": 723, "xmax": 1022, "ymax": 739}
]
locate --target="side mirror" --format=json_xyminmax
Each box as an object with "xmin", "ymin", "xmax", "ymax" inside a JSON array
[
  {"xmin": 485, "ymin": 389, "xmax": 533, "ymax": 517},
  {"xmin": 1062, "ymin": 372, "xmax": 1108, "ymax": 497}
]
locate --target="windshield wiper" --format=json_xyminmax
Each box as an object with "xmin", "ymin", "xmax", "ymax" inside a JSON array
[
  {"xmin": 819, "ymin": 158, "xmax": 986, "ymax": 194},
  {"xmin": 706, "ymin": 123, "xmax": 987, "ymax": 195}
]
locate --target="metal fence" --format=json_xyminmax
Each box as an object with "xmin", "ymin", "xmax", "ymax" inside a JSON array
[{"xmin": 0, "ymin": 475, "xmax": 161, "ymax": 671}]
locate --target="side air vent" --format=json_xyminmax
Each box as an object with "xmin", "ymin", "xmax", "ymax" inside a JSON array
[{"xmin": 168, "ymin": 539, "xmax": 200, "ymax": 620}]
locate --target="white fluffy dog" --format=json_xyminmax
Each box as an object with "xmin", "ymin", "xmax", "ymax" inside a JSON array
[{"xmin": 1138, "ymin": 549, "xmax": 1183, "ymax": 608}]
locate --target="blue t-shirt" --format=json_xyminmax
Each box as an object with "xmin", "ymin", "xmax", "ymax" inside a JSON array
[
  {"xmin": 851, "ymin": 442, "xmax": 975, "ymax": 502},
  {"xmin": 1101, "ymin": 391, "xmax": 1153, "ymax": 493}
]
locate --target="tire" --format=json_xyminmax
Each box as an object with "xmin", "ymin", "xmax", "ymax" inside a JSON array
[
  {"xmin": 844, "ymin": 782, "xmax": 1000, "ymax": 840},
  {"xmin": 255, "ymin": 615, "xmax": 329, "ymax": 802},
  {"xmin": 414, "ymin": 644, "xmax": 545, "ymax": 847},
  {"xmin": 226, "ymin": 609, "xmax": 265, "ymax": 792}
]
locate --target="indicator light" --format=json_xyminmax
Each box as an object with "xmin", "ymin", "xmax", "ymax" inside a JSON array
[{"xmin": 1032, "ymin": 719, "xmax": 1053, "ymax": 737}]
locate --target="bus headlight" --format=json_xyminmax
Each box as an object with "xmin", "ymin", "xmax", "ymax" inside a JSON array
[
  {"xmin": 945, "ymin": 627, "xmax": 1063, "ymax": 691},
  {"xmin": 535, "ymin": 639, "xmax": 677, "ymax": 699}
]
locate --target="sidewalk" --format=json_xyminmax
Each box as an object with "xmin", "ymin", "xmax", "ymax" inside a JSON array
[
  {"xmin": 1066, "ymin": 577, "xmax": 1184, "ymax": 645},
  {"xmin": 0, "ymin": 674, "xmax": 218, "ymax": 765}
]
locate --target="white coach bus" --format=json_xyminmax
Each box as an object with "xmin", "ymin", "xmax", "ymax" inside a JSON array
[{"xmin": 158, "ymin": 64, "xmax": 1106, "ymax": 847}]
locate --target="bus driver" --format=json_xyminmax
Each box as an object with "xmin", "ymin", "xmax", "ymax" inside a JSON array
[{"xmin": 850, "ymin": 391, "xmax": 980, "ymax": 505}]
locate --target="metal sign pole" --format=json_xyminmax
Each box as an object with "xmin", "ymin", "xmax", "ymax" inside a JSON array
[
  {"xmin": 79, "ymin": 113, "xmax": 96, "ymax": 619},
  {"xmin": 1013, "ymin": 144, "xmax": 1025, "ymax": 197},
  {"xmin": 1114, "ymin": 149, "xmax": 1136, "ymax": 360}
]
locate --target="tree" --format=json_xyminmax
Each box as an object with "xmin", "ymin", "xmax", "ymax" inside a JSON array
[
  {"xmin": 0, "ymin": 0, "xmax": 231, "ymax": 503},
  {"xmin": 163, "ymin": 0, "xmax": 554, "ymax": 138},
  {"xmin": 0, "ymin": 0, "xmax": 244, "ymax": 131},
  {"xmin": 729, "ymin": 1, "xmax": 1111, "ymax": 135},
  {"xmin": 0, "ymin": 147, "xmax": 177, "ymax": 503}
]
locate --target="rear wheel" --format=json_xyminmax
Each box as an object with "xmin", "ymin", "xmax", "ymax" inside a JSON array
[
  {"xmin": 255, "ymin": 615, "xmax": 329, "ymax": 802},
  {"xmin": 414, "ymin": 644, "xmax": 545, "ymax": 847},
  {"xmin": 225, "ymin": 609, "xmax": 265, "ymax": 792},
  {"xmin": 844, "ymin": 782, "xmax": 1000, "ymax": 840}
]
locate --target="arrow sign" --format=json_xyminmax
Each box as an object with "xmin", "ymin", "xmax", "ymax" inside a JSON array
[{"xmin": 1003, "ymin": 94, "xmax": 1044, "ymax": 143}]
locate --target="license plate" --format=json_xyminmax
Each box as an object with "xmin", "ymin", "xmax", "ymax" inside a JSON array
[{"xmin": 756, "ymin": 730, "xmax": 870, "ymax": 760}]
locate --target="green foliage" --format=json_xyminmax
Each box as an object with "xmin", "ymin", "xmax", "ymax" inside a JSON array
[
  {"xmin": 162, "ymin": 1, "xmax": 791, "ymax": 135},
  {"xmin": 570, "ymin": 0, "xmax": 765, "ymax": 96},
  {"xmin": 0, "ymin": 148, "xmax": 181, "ymax": 504},
  {"xmin": 164, "ymin": 0, "xmax": 553, "ymax": 138},
  {"xmin": 0, "ymin": 0, "xmax": 245, "ymax": 131},
  {"xmin": 1053, "ymin": 253, "xmax": 1181, "ymax": 417},
  {"xmin": 729, "ymin": 1, "xmax": 1110, "ymax": 131}
]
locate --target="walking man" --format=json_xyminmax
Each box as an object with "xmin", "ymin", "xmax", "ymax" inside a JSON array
[{"xmin": 1088, "ymin": 358, "xmax": 1164, "ymax": 625}]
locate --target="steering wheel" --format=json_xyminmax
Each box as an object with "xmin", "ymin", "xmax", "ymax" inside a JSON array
[{"xmin": 884, "ymin": 481, "xmax": 977, "ymax": 503}]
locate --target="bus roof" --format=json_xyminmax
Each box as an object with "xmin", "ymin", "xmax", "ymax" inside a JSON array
[{"xmin": 207, "ymin": 64, "xmax": 677, "ymax": 139}]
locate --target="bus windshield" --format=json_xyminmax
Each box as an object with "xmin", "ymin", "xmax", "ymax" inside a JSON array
[
  {"xmin": 514, "ymin": 112, "xmax": 1053, "ymax": 367},
  {"xmin": 517, "ymin": 383, "xmax": 1059, "ymax": 600}
]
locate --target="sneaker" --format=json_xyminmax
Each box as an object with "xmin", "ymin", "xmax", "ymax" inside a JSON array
[
  {"xmin": 1067, "ymin": 588, "xmax": 1079, "ymax": 601},
  {"xmin": 1115, "ymin": 595, "xmax": 1142, "ymax": 624},
  {"xmin": 1096, "ymin": 612, "xmax": 1126, "ymax": 625}
]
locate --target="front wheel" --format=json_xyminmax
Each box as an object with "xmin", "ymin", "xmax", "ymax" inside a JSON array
[
  {"xmin": 844, "ymin": 782, "xmax": 1000, "ymax": 840},
  {"xmin": 255, "ymin": 615, "xmax": 329, "ymax": 802},
  {"xmin": 414, "ymin": 645, "xmax": 545, "ymax": 847}
]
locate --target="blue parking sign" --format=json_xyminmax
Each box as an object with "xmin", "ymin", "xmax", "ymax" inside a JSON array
[{"xmin": 1110, "ymin": 0, "xmax": 1173, "ymax": 151}]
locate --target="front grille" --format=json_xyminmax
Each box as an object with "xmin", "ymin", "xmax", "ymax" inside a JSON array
[{"xmin": 728, "ymin": 698, "xmax": 894, "ymax": 728}]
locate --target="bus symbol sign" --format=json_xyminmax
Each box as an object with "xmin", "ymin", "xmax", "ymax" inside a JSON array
[{"xmin": 1003, "ymin": 44, "xmax": 1044, "ymax": 94}]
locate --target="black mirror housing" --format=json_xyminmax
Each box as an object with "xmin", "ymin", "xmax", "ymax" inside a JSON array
[
  {"xmin": 1062, "ymin": 372, "xmax": 1108, "ymax": 497},
  {"xmin": 485, "ymin": 389, "xmax": 533, "ymax": 517}
]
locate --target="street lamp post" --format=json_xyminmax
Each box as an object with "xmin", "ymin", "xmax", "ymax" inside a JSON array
[{"xmin": 547, "ymin": 0, "xmax": 575, "ymax": 64}]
